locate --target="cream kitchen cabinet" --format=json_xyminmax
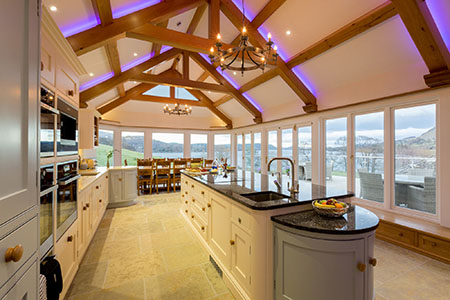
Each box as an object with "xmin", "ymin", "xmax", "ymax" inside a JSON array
[
  {"xmin": 79, "ymin": 109, "xmax": 100, "ymax": 149},
  {"xmin": 55, "ymin": 220, "xmax": 79, "ymax": 300},
  {"xmin": 209, "ymin": 192, "xmax": 232, "ymax": 269},
  {"xmin": 231, "ymin": 223, "xmax": 252, "ymax": 295},
  {"xmin": 108, "ymin": 168, "xmax": 138, "ymax": 208}
]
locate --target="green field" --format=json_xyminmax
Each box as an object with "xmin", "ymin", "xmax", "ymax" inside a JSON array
[{"xmin": 95, "ymin": 144, "xmax": 144, "ymax": 167}]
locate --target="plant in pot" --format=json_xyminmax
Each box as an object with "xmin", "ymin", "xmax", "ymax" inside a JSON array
[{"xmin": 106, "ymin": 149, "xmax": 119, "ymax": 168}]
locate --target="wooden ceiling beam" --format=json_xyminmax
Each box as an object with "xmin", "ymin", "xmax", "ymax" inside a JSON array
[
  {"xmin": 68, "ymin": 0, "xmax": 206, "ymax": 55},
  {"xmin": 221, "ymin": 0, "xmax": 316, "ymax": 113},
  {"xmin": 150, "ymin": 20, "xmax": 169, "ymax": 61},
  {"xmin": 209, "ymin": 0, "xmax": 220, "ymax": 39},
  {"xmin": 91, "ymin": 0, "xmax": 113, "ymax": 26},
  {"xmin": 287, "ymin": 2, "xmax": 397, "ymax": 68},
  {"xmin": 231, "ymin": 0, "xmax": 287, "ymax": 45},
  {"xmin": 133, "ymin": 95, "xmax": 206, "ymax": 107},
  {"xmin": 97, "ymin": 83, "xmax": 156, "ymax": 114},
  {"xmin": 131, "ymin": 71, "xmax": 230, "ymax": 93},
  {"xmin": 391, "ymin": 0, "xmax": 450, "ymax": 87},
  {"xmin": 213, "ymin": 68, "xmax": 278, "ymax": 107},
  {"xmin": 190, "ymin": 51, "xmax": 262, "ymax": 123},
  {"xmin": 182, "ymin": 51, "xmax": 190, "ymax": 79},
  {"xmin": 80, "ymin": 47, "xmax": 182, "ymax": 103}
]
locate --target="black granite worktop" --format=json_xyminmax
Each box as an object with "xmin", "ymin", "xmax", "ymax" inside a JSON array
[
  {"xmin": 182, "ymin": 170, "xmax": 354, "ymax": 210},
  {"xmin": 271, "ymin": 205, "xmax": 379, "ymax": 234}
]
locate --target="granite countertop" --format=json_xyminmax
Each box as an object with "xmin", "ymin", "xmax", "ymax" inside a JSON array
[
  {"xmin": 182, "ymin": 170, "xmax": 354, "ymax": 210},
  {"xmin": 78, "ymin": 167, "xmax": 108, "ymax": 192},
  {"xmin": 271, "ymin": 205, "xmax": 379, "ymax": 234}
]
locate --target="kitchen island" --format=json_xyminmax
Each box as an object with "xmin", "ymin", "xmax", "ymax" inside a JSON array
[{"xmin": 180, "ymin": 170, "xmax": 354, "ymax": 300}]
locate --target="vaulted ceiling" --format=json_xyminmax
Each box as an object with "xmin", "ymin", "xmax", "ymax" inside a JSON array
[{"xmin": 43, "ymin": 0, "xmax": 450, "ymax": 129}]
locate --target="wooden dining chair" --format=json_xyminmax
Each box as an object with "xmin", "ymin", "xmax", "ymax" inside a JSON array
[
  {"xmin": 155, "ymin": 160, "xmax": 171, "ymax": 193},
  {"xmin": 172, "ymin": 160, "xmax": 187, "ymax": 192},
  {"xmin": 137, "ymin": 167, "xmax": 153, "ymax": 195},
  {"xmin": 204, "ymin": 159, "xmax": 214, "ymax": 168}
]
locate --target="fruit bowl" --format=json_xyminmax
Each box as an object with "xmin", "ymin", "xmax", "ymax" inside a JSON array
[{"xmin": 312, "ymin": 199, "xmax": 349, "ymax": 217}]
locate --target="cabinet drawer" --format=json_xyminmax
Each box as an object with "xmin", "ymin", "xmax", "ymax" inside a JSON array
[
  {"xmin": 0, "ymin": 216, "xmax": 38, "ymax": 288},
  {"xmin": 191, "ymin": 210, "xmax": 207, "ymax": 241},
  {"xmin": 376, "ymin": 222, "xmax": 416, "ymax": 246},
  {"xmin": 418, "ymin": 234, "xmax": 450, "ymax": 261},
  {"xmin": 191, "ymin": 195, "xmax": 207, "ymax": 218},
  {"xmin": 1, "ymin": 260, "xmax": 37, "ymax": 300},
  {"xmin": 191, "ymin": 202, "xmax": 208, "ymax": 225},
  {"xmin": 232, "ymin": 204, "xmax": 251, "ymax": 233}
]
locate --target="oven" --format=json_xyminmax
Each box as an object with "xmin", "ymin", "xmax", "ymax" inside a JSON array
[
  {"xmin": 40, "ymin": 164, "xmax": 56, "ymax": 257},
  {"xmin": 56, "ymin": 160, "xmax": 80, "ymax": 240},
  {"xmin": 57, "ymin": 97, "xmax": 78, "ymax": 156},
  {"xmin": 40, "ymin": 86, "xmax": 58, "ymax": 157}
]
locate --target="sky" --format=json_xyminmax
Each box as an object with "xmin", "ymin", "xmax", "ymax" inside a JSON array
[{"xmin": 152, "ymin": 133, "xmax": 184, "ymax": 144}]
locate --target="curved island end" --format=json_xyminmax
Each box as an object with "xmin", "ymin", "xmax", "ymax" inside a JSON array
[{"xmin": 271, "ymin": 206, "xmax": 379, "ymax": 300}]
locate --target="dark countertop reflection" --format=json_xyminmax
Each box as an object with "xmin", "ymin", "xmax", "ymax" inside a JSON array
[
  {"xmin": 271, "ymin": 205, "xmax": 379, "ymax": 234},
  {"xmin": 182, "ymin": 170, "xmax": 354, "ymax": 210}
]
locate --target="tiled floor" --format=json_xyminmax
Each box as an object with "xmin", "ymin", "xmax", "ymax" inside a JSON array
[{"xmin": 67, "ymin": 193, "xmax": 450, "ymax": 300}]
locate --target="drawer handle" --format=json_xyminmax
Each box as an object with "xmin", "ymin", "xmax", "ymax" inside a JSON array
[
  {"xmin": 185, "ymin": 181, "xmax": 188, "ymax": 184},
  {"xmin": 99, "ymin": 199, "xmax": 102, "ymax": 203},
  {"xmin": 182, "ymin": 194, "xmax": 184, "ymax": 198},
  {"xmin": 369, "ymin": 258, "xmax": 377, "ymax": 267},
  {"xmin": 83, "ymin": 206, "xmax": 87, "ymax": 210},
  {"xmin": 118, "ymin": 178, "xmax": 123, "ymax": 182},
  {"xmin": 40, "ymin": 61, "xmax": 44, "ymax": 71},
  {"xmin": 202, "ymin": 207, "xmax": 206, "ymax": 211},
  {"xmin": 207, "ymin": 203, "xmax": 211, "ymax": 208},
  {"xmin": 238, "ymin": 217, "xmax": 242, "ymax": 224},
  {"xmin": 192, "ymin": 199, "xmax": 195, "ymax": 202},
  {"xmin": 357, "ymin": 263, "xmax": 366, "ymax": 272},
  {"xmin": 230, "ymin": 240, "xmax": 235, "ymax": 246},
  {"xmin": 398, "ymin": 232, "xmax": 404, "ymax": 237},
  {"xmin": 191, "ymin": 215, "xmax": 195, "ymax": 219},
  {"xmin": 201, "ymin": 226, "xmax": 205, "ymax": 231},
  {"xmin": 185, "ymin": 210, "xmax": 188, "ymax": 213},
  {"xmin": 86, "ymin": 203, "xmax": 90, "ymax": 208},
  {"xmin": 201, "ymin": 191, "xmax": 205, "ymax": 195},
  {"xmin": 185, "ymin": 191, "xmax": 188, "ymax": 195},
  {"xmin": 185, "ymin": 201, "xmax": 188, "ymax": 204},
  {"xmin": 96, "ymin": 186, "xmax": 99, "ymax": 189},
  {"xmin": 191, "ymin": 185, "xmax": 194, "ymax": 188},
  {"xmin": 5, "ymin": 245, "xmax": 24, "ymax": 263},
  {"xmin": 106, "ymin": 176, "xmax": 108, "ymax": 179},
  {"xmin": 67, "ymin": 235, "xmax": 74, "ymax": 242}
]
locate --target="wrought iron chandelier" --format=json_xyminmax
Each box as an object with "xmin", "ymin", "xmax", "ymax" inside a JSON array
[
  {"xmin": 163, "ymin": 103, "xmax": 192, "ymax": 116},
  {"xmin": 208, "ymin": 0, "xmax": 278, "ymax": 76}
]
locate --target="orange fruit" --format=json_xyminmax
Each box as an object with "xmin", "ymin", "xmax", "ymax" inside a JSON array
[{"xmin": 335, "ymin": 203, "xmax": 343, "ymax": 208}]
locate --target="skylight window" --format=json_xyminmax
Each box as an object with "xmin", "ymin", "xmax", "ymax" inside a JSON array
[
  {"xmin": 143, "ymin": 85, "xmax": 170, "ymax": 97},
  {"xmin": 175, "ymin": 88, "xmax": 197, "ymax": 100}
]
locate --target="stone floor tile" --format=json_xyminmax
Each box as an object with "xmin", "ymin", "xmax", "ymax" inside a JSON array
[
  {"xmin": 162, "ymin": 242, "xmax": 209, "ymax": 272},
  {"xmin": 201, "ymin": 262, "xmax": 229, "ymax": 295},
  {"xmin": 67, "ymin": 261, "xmax": 108, "ymax": 297}
]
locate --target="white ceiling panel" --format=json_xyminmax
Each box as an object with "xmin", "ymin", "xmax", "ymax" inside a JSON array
[
  {"xmin": 218, "ymin": 99, "xmax": 253, "ymax": 119},
  {"xmin": 78, "ymin": 47, "xmax": 111, "ymax": 85},
  {"xmin": 262, "ymin": 0, "xmax": 386, "ymax": 60},
  {"xmin": 167, "ymin": 8, "xmax": 197, "ymax": 33},
  {"xmin": 90, "ymin": 89, "xmax": 119, "ymax": 109},
  {"xmin": 194, "ymin": 11, "xmax": 240, "ymax": 43},
  {"xmin": 117, "ymin": 38, "xmax": 153, "ymax": 69}
]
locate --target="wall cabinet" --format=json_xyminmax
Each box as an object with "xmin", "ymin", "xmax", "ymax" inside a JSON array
[
  {"xmin": 274, "ymin": 226, "xmax": 373, "ymax": 300},
  {"xmin": 55, "ymin": 57, "xmax": 79, "ymax": 105},
  {"xmin": 108, "ymin": 169, "xmax": 137, "ymax": 208}
]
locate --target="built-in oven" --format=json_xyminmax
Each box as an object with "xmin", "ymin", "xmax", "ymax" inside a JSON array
[
  {"xmin": 56, "ymin": 160, "xmax": 80, "ymax": 240},
  {"xmin": 40, "ymin": 86, "xmax": 58, "ymax": 157},
  {"xmin": 57, "ymin": 97, "xmax": 78, "ymax": 156},
  {"xmin": 40, "ymin": 164, "xmax": 56, "ymax": 258}
]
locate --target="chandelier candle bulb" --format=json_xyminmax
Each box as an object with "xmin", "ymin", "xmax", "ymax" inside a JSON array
[
  {"xmin": 217, "ymin": 33, "xmax": 221, "ymax": 41},
  {"xmin": 268, "ymin": 33, "xmax": 272, "ymax": 42}
]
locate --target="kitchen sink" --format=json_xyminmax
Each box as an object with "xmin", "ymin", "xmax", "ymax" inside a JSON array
[{"xmin": 240, "ymin": 191, "xmax": 290, "ymax": 202}]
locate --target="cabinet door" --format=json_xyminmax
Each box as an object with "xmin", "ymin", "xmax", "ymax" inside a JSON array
[
  {"xmin": 209, "ymin": 193, "xmax": 231, "ymax": 269},
  {"xmin": 109, "ymin": 171, "xmax": 123, "ymax": 203},
  {"xmin": 0, "ymin": 0, "xmax": 39, "ymax": 226},
  {"xmin": 123, "ymin": 169, "xmax": 137, "ymax": 201},
  {"xmin": 366, "ymin": 233, "xmax": 375, "ymax": 300},
  {"xmin": 41, "ymin": 34, "xmax": 56, "ymax": 86},
  {"xmin": 77, "ymin": 190, "xmax": 87, "ymax": 256},
  {"xmin": 274, "ymin": 228, "xmax": 365, "ymax": 300},
  {"xmin": 55, "ymin": 59, "xmax": 79, "ymax": 104},
  {"xmin": 55, "ymin": 221, "xmax": 78, "ymax": 289},
  {"xmin": 231, "ymin": 223, "xmax": 252, "ymax": 295}
]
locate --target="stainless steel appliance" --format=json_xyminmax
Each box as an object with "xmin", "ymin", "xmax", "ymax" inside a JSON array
[
  {"xmin": 40, "ymin": 86, "xmax": 58, "ymax": 157},
  {"xmin": 56, "ymin": 160, "xmax": 80, "ymax": 240},
  {"xmin": 40, "ymin": 164, "xmax": 57, "ymax": 257},
  {"xmin": 57, "ymin": 97, "xmax": 78, "ymax": 156}
]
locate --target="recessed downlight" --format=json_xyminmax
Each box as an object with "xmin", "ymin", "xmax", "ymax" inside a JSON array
[
  {"xmin": 50, "ymin": 5, "xmax": 57, "ymax": 12},
  {"xmin": 286, "ymin": 30, "xmax": 291, "ymax": 36},
  {"xmin": 89, "ymin": 72, "xmax": 94, "ymax": 77},
  {"xmin": 233, "ymin": 71, "xmax": 237, "ymax": 75},
  {"xmin": 133, "ymin": 53, "xmax": 138, "ymax": 57}
]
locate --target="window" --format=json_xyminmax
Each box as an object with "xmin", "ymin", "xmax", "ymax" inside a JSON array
[
  {"xmin": 254, "ymin": 132, "xmax": 261, "ymax": 173},
  {"xmin": 175, "ymin": 87, "xmax": 197, "ymax": 100},
  {"xmin": 245, "ymin": 133, "xmax": 251, "ymax": 171},
  {"xmin": 298, "ymin": 126, "xmax": 312, "ymax": 181},
  {"xmin": 143, "ymin": 85, "xmax": 170, "ymax": 97},
  {"xmin": 96, "ymin": 129, "xmax": 114, "ymax": 167},
  {"xmin": 237, "ymin": 134, "xmax": 243, "ymax": 169},
  {"xmin": 281, "ymin": 128, "xmax": 293, "ymax": 175},
  {"xmin": 325, "ymin": 118, "xmax": 347, "ymax": 189},
  {"xmin": 214, "ymin": 134, "xmax": 231, "ymax": 163},
  {"xmin": 394, "ymin": 104, "xmax": 436, "ymax": 214},
  {"xmin": 152, "ymin": 133, "xmax": 184, "ymax": 159},
  {"xmin": 121, "ymin": 131, "xmax": 144, "ymax": 166},
  {"xmin": 191, "ymin": 134, "xmax": 207, "ymax": 159},
  {"xmin": 354, "ymin": 112, "xmax": 384, "ymax": 203},
  {"xmin": 268, "ymin": 130, "xmax": 278, "ymax": 172}
]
